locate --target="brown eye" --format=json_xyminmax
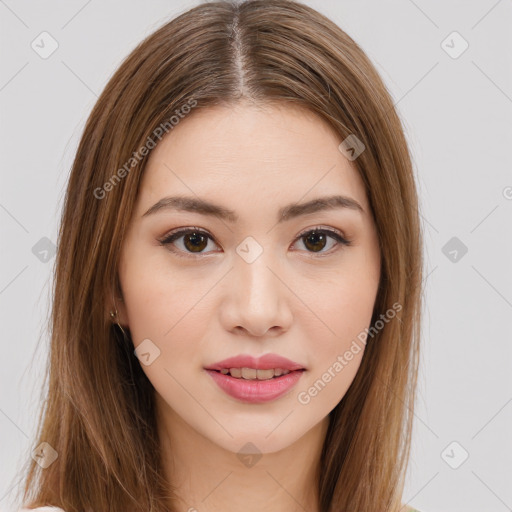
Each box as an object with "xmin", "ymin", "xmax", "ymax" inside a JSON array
[
  {"xmin": 302, "ymin": 231, "xmax": 328, "ymax": 252},
  {"xmin": 159, "ymin": 226, "xmax": 351, "ymax": 260},
  {"xmin": 160, "ymin": 228, "xmax": 218, "ymax": 257},
  {"xmin": 294, "ymin": 228, "xmax": 351, "ymax": 255},
  {"xmin": 181, "ymin": 231, "xmax": 209, "ymax": 252}
]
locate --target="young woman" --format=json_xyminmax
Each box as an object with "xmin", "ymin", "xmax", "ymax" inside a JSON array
[{"xmin": 16, "ymin": 1, "xmax": 424, "ymax": 511}]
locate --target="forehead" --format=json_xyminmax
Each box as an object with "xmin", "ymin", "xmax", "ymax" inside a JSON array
[{"xmin": 135, "ymin": 103, "xmax": 370, "ymax": 216}]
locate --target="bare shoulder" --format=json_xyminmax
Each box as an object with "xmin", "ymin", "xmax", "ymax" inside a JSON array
[{"xmin": 403, "ymin": 506, "xmax": 421, "ymax": 512}]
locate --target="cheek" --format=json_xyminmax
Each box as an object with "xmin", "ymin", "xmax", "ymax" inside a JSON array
[
  {"xmin": 119, "ymin": 260, "xmax": 212, "ymax": 404},
  {"xmin": 294, "ymin": 292, "xmax": 374, "ymax": 416},
  {"xmin": 119, "ymin": 247, "xmax": 217, "ymax": 372},
  {"xmin": 332, "ymin": 280, "xmax": 378, "ymax": 341},
  {"xmin": 311, "ymin": 261, "xmax": 379, "ymax": 347},
  {"xmin": 299, "ymin": 254, "xmax": 379, "ymax": 403}
]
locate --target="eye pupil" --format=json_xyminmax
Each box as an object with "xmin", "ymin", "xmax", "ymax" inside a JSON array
[
  {"xmin": 184, "ymin": 232, "xmax": 208, "ymax": 252},
  {"xmin": 304, "ymin": 232, "xmax": 327, "ymax": 252}
]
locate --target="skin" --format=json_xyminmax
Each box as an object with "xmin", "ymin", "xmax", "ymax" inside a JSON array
[{"xmin": 115, "ymin": 102, "xmax": 382, "ymax": 512}]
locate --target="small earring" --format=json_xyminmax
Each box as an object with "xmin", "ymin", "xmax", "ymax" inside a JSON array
[{"xmin": 110, "ymin": 308, "xmax": 128, "ymax": 338}]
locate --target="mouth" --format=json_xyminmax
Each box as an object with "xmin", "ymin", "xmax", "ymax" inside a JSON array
[
  {"xmin": 204, "ymin": 353, "xmax": 306, "ymax": 373},
  {"xmin": 203, "ymin": 353, "xmax": 306, "ymax": 403},
  {"xmin": 214, "ymin": 367, "xmax": 297, "ymax": 380},
  {"xmin": 204, "ymin": 368, "xmax": 306, "ymax": 403}
]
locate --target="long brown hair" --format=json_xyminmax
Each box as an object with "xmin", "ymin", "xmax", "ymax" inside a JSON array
[{"xmin": 16, "ymin": 1, "xmax": 423, "ymax": 510}]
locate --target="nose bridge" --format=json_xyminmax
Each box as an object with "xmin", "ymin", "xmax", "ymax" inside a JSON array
[
  {"xmin": 223, "ymin": 241, "xmax": 291, "ymax": 335},
  {"xmin": 235, "ymin": 247, "xmax": 280, "ymax": 309}
]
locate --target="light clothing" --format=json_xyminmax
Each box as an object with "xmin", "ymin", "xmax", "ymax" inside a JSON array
[{"xmin": 18, "ymin": 507, "xmax": 66, "ymax": 512}]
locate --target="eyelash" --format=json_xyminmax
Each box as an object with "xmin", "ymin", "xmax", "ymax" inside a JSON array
[{"xmin": 158, "ymin": 226, "xmax": 352, "ymax": 260}]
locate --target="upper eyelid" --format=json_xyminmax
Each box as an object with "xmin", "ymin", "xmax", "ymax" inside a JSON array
[{"xmin": 160, "ymin": 225, "xmax": 347, "ymax": 242}]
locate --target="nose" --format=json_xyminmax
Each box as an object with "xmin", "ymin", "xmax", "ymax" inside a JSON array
[{"xmin": 219, "ymin": 252, "xmax": 293, "ymax": 338}]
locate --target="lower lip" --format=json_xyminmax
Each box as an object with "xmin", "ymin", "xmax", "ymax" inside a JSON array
[{"xmin": 205, "ymin": 369, "xmax": 305, "ymax": 403}]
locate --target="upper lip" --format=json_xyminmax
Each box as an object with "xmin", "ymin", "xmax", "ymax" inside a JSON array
[{"xmin": 204, "ymin": 354, "xmax": 306, "ymax": 371}]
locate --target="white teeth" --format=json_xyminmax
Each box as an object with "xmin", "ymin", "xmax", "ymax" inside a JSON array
[
  {"xmin": 230, "ymin": 368, "xmax": 242, "ymax": 378},
  {"xmin": 241, "ymin": 368, "xmax": 257, "ymax": 379},
  {"xmin": 219, "ymin": 367, "xmax": 291, "ymax": 380},
  {"xmin": 255, "ymin": 369, "xmax": 275, "ymax": 380}
]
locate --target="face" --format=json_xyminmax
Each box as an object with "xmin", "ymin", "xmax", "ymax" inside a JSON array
[{"xmin": 116, "ymin": 102, "xmax": 381, "ymax": 455}]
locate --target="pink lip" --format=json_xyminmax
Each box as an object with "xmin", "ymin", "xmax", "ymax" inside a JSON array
[
  {"xmin": 204, "ymin": 353, "xmax": 306, "ymax": 371},
  {"xmin": 204, "ymin": 354, "xmax": 306, "ymax": 403},
  {"xmin": 205, "ymin": 368, "xmax": 305, "ymax": 403}
]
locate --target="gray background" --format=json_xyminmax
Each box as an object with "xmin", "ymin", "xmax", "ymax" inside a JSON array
[{"xmin": 1, "ymin": 1, "xmax": 511, "ymax": 511}]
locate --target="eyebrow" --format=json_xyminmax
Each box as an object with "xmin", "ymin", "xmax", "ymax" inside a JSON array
[{"xmin": 142, "ymin": 194, "xmax": 364, "ymax": 222}]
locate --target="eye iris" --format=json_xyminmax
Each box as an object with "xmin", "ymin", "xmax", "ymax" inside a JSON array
[
  {"xmin": 184, "ymin": 232, "xmax": 208, "ymax": 252},
  {"xmin": 304, "ymin": 231, "xmax": 327, "ymax": 252}
]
